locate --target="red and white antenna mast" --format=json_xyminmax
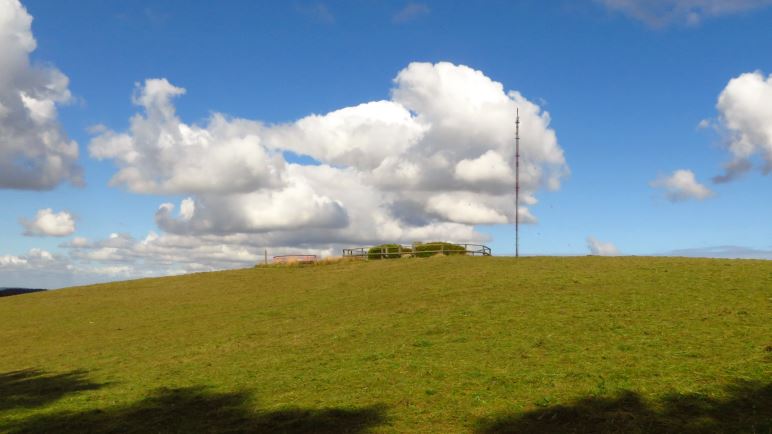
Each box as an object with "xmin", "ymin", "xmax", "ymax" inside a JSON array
[{"xmin": 515, "ymin": 108, "xmax": 520, "ymax": 258}]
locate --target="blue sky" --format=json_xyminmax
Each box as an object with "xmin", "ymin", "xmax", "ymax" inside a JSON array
[{"xmin": 1, "ymin": 0, "xmax": 771, "ymax": 287}]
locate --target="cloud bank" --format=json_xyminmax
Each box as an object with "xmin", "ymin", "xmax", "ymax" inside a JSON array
[
  {"xmin": 0, "ymin": 0, "xmax": 81, "ymax": 190},
  {"xmin": 2, "ymin": 61, "xmax": 570, "ymax": 283},
  {"xmin": 88, "ymin": 62, "xmax": 567, "ymax": 262},
  {"xmin": 5, "ymin": 60, "xmax": 570, "ymax": 284},
  {"xmin": 0, "ymin": 246, "xmax": 151, "ymax": 289}
]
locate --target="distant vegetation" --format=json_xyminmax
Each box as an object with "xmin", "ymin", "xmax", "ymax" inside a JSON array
[
  {"xmin": 0, "ymin": 288, "xmax": 45, "ymax": 298},
  {"xmin": 367, "ymin": 244, "xmax": 411, "ymax": 259},
  {"xmin": 367, "ymin": 242, "xmax": 467, "ymax": 260},
  {"xmin": 1, "ymin": 257, "xmax": 770, "ymax": 432},
  {"xmin": 413, "ymin": 241, "xmax": 467, "ymax": 257}
]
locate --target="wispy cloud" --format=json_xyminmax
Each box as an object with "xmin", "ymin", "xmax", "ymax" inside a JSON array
[
  {"xmin": 393, "ymin": 3, "xmax": 430, "ymax": 23},
  {"xmin": 295, "ymin": 2, "xmax": 335, "ymax": 24},
  {"xmin": 597, "ymin": 0, "xmax": 772, "ymax": 27},
  {"xmin": 667, "ymin": 245, "xmax": 772, "ymax": 259},
  {"xmin": 143, "ymin": 7, "xmax": 170, "ymax": 27},
  {"xmin": 650, "ymin": 169, "xmax": 713, "ymax": 202},
  {"xmin": 587, "ymin": 236, "xmax": 620, "ymax": 256}
]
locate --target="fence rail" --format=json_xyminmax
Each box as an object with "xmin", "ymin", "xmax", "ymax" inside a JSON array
[{"xmin": 342, "ymin": 243, "xmax": 491, "ymax": 259}]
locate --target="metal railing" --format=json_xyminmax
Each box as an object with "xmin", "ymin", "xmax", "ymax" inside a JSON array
[{"xmin": 342, "ymin": 243, "xmax": 491, "ymax": 260}]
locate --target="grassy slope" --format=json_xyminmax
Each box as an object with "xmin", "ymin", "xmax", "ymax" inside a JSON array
[{"xmin": 0, "ymin": 256, "xmax": 770, "ymax": 433}]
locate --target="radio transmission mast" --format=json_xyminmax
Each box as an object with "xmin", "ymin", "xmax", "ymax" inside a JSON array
[{"xmin": 515, "ymin": 108, "xmax": 520, "ymax": 258}]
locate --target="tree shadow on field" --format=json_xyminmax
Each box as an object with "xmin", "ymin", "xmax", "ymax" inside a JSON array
[
  {"xmin": 7, "ymin": 386, "xmax": 388, "ymax": 434},
  {"xmin": 0, "ymin": 369, "xmax": 104, "ymax": 413},
  {"xmin": 475, "ymin": 381, "xmax": 772, "ymax": 434}
]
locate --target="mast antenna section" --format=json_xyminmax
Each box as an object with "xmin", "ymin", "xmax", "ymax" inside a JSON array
[{"xmin": 515, "ymin": 108, "xmax": 520, "ymax": 258}]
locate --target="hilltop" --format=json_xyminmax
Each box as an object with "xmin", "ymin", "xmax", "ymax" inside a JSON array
[{"xmin": 0, "ymin": 256, "xmax": 770, "ymax": 433}]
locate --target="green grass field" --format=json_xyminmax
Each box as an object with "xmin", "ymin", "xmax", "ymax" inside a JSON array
[{"xmin": 1, "ymin": 256, "xmax": 770, "ymax": 433}]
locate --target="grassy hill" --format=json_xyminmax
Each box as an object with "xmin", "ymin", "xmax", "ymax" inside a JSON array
[{"xmin": 0, "ymin": 256, "xmax": 770, "ymax": 433}]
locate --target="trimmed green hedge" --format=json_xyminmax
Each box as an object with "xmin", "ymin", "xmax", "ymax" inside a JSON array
[
  {"xmin": 366, "ymin": 242, "xmax": 467, "ymax": 259},
  {"xmin": 367, "ymin": 244, "xmax": 411, "ymax": 260},
  {"xmin": 414, "ymin": 242, "xmax": 467, "ymax": 258}
]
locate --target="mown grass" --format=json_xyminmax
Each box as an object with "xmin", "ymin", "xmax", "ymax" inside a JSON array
[{"xmin": 0, "ymin": 256, "xmax": 770, "ymax": 433}]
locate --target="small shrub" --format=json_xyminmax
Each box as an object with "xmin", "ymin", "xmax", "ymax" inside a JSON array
[
  {"xmin": 368, "ymin": 244, "xmax": 411, "ymax": 260},
  {"xmin": 414, "ymin": 242, "xmax": 467, "ymax": 258}
]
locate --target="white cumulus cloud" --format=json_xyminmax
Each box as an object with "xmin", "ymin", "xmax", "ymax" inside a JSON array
[
  {"xmin": 587, "ymin": 236, "xmax": 620, "ymax": 256},
  {"xmin": 90, "ymin": 62, "xmax": 569, "ymax": 251},
  {"xmin": 426, "ymin": 192, "xmax": 509, "ymax": 225},
  {"xmin": 15, "ymin": 61, "xmax": 570, "ymax": 286},
  {"xmin": 651, "ymin": 169, "xmax": 713, "ymax": 202},
  {"xmin": 89, "ymin": 79, "xmax": 280, "ymax": 195},
  {"xmin": 454, "ymin": 150, "xmax": 514, "ymax": 187},
  {"xmin": 155, "ymin": 177, "xmax": 349, "ymax": 235},
  {"xmin": 713, "ymin": 71, "xmax": 772, "ymax": 182},
  {"xmin": 267, "ymin": 100, "xmax": 427, "ymax": 170},
  {"xmin": 0, "ymin": 0, "xmax": 81, "ymax": 190},
  {"xmin": 21, "ymin": 208, "xmax": 76, "ymax": 236}
]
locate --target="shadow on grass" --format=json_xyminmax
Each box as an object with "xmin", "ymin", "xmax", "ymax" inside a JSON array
[
  {"xmin": 7, "ymin": 386, "xmax": 388, "ymax": 434},
  {"xmin": 475, "ymin": 380, "xmax": 772, "ymax": 434},
  {"xmin": 0, "ymin": 369, "xmax": 104, "ymax": 413}
]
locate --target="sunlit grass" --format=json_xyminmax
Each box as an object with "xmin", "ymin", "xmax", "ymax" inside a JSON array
[{"xmin": 0, "ymin": 256, "xmax": 770, "ymax": 432}]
